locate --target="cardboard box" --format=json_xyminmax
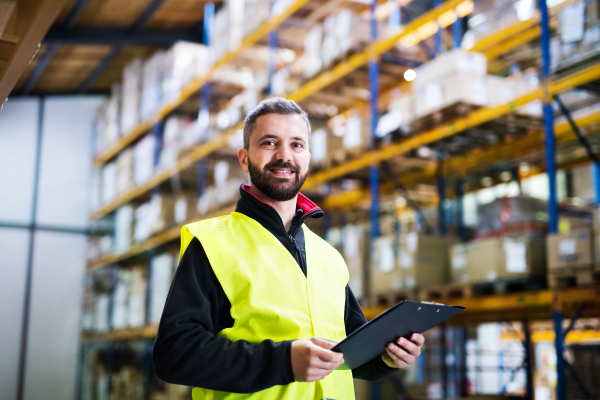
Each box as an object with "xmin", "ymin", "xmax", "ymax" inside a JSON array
[
  {"xmin": 450, "ymin": 243, "xmax": 468, "ymax": 283},
  {"xmin": 547, "ymin": 228, "xmax": 593, "ymax": 270},
  {"xmin": 398, "ymin": 233, "xmax": 457, "ymax": 289},
  {"xmin": 498, "ymin": 234, "xmax": 546, "ymax": 279},
  {"xmin": 342, "ymin": 224, "xmax": 366, "ymax": 299},
  {"xmin": 370, "ymin": 235, "xmax": 401, "ymax": 295},
  {"xmin": 464, "ymin": 238, "xmax": 504, "ymax": 283}
]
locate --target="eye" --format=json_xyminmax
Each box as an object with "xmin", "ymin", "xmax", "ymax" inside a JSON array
[
  {"xmin": 292, "ymin": 142, "xmax": 304, "ymax": 148},
  {"xmin": 262, "ymin": 140, "xmax": 276, "ymax": 146}
]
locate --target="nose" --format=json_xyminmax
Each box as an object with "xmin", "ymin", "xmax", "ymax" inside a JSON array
[{"xmin": 275, "ymin": 143, "xmax": 292, "ymax": 162}]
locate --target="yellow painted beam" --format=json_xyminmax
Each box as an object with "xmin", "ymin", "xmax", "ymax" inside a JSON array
[
  {"xmin": 92, "ymin": 0, "xmax": 312, "ymax": 167},
  {"xmin": 322, "ymin": 111, "xmax": 600, "ymax": 209},
  {"xmin": 287, "ymin": 0, "xmax": 468, "ymax": 104},
  {"xmin": 304, "ymin": 62, "xmax": 600, "ymax": 190},
  {"xmin": 90, "ymin": 122, "xmax": 243, "ymax": 220},
  {"xmin": 87, "ymin": 204, "xmax": 236, "ymax": 271}
]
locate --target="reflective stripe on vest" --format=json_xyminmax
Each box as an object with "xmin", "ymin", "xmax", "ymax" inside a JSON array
[{"xmin": 180, "ymin": 212, "xmax": 355, "ymax": 400}]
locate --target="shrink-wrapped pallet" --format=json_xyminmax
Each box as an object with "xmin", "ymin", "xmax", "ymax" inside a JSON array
[{"xmin": 120, "ymin": 58, "xmax": 143, "ymax": 135}]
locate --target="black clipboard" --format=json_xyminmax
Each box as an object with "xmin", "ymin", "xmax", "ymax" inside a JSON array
[{"xmin": 330, "ymin": 300, "xmax": 465, "ymax": 369}]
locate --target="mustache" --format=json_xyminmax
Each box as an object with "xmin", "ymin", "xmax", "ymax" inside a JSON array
[{"xmin": 263, "ymin": 161, "xmax": 299, "ymax": 173}]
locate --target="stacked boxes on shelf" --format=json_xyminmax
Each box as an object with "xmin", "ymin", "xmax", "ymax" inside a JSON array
[
  {"xmin": 112, "ymin": 264, "xmax": 147, "ymax": 329},
  {"xmin": 450, "ymin": 196, "xmax": 548, "ymax": 284},
  {"xmin": 551, "ymin": 0, "xmax": 600, "ymax": 73},
  {"xmin": 461, "ymin": 0, "xmax": 536, "ymax": 48},
  {"xmin": 413, "ymin": 49, "xmax": 488, "ymax": 119}
]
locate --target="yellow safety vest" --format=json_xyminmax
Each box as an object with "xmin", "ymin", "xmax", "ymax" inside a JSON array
[{"xmin": 180, "ymin": 212, "xmax": 355, "ymax": 400}]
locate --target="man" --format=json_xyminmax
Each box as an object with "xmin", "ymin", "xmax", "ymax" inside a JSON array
[{"xmin": 153, "ymin": 97, "xmax": 425, "ymax": 399}]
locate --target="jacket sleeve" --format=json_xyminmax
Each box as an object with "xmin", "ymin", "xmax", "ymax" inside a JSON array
[
  {"xmin": 153, "ymin": 237, "xmax": 295, "ymax": 393},
  {"xmin": 344, "ymin": 285, "xmax": 399, "ymax": 381}
]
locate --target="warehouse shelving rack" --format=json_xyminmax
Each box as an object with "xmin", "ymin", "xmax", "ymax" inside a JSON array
[{"xmin": 82, "ymin": 0, "xmax": 600, "ymax": 399}]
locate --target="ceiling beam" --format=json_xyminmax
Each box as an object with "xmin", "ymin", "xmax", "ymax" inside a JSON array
[
  {"xmin": 20, "ymin": 0, "xmax": 91, "ymax": 95},
  {"xmin": 76, "ymin": 0, "xmax": 170, "ymax": 94},
  {"xmin": 0, "ymin": 0, "xmax": 68, "ymax": 105},
  {"xmin": 43, "ymin": 27, "xmax": 201, "ymax": 46}
]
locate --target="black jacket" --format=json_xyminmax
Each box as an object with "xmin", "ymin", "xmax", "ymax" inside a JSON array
[{"xmin": 153, "ymin": 185, "xmax": 397, "ymax": 393}]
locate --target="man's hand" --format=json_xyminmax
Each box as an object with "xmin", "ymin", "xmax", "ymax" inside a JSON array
[
  {"xmin": 291, "ymin": 337, "xmax": 344, "ymax": 382},
  {"xmin": 382, "ymin": 333, "xmax": 425, "ymax": 368}
]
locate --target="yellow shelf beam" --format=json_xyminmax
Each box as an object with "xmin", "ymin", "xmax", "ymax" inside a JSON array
[
  {"xmin": 88, "ymin": 205, "xmax": 236, "ymax": 271},
  {"xmin": 322, "ymin": 111, "xmax": 600, "ymax": 209},
  {"xmin": 81, "ymin": 287, "xmax": 600, "ymax": 341},
  {"xmin": 303, "ymin": 62, "xmax": 600, "ymax": 190},
  {"xmin": 92, "ymin": 0, "xmax": 312, "ymax": 167},
  {"xmin": 287, "ymin": 0, "xmax": 469, "ymax": 104},
  {"xmin": 363, "ymin": 287, "xmax": 600, "ymax": 320},
  {"xmin": 90, "ymin": 122, "xmax": 243, "ymax": 220}
]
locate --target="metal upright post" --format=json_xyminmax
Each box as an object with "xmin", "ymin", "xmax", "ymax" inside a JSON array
[
  {"xmin": 456, "ymin": 179, "xmax": 465, "ymax": 241},
  {"xmin": 593, "ymin": 163, "xmax": 600, "ymax": 204},
  {"xmin": 437, "ymin": 156, "xmax": 446, "ymax": 236},
  {"xmin": 540, "ymin": 0, "xmax": 558, "ymax": 234},
  {"xmin": 370, "ymin": 2, "xmax": 381, "ymax": 399},
  {"xmin": 369, "ymin": 0, "xmax": 380, "ymax": 240},
  {"xmin": 452, "ymin": 15, "xmax": 462, "ymax": 49},
  {"xmin": 434, "ymin": 0, "xmax": 443, "ymax": 55},
  {"xmin": 540, "ymin": 0, "xmax": 564, "ymax": 395},
  {"xmin": 523, "ymin": 321, "xmax": 534, "ymax": 400},
  {"xmin": 197, "ymin": 3, "xmax": 213, "ymax": 200},
  {"xmin": 267, "ymin": 30, "xmax": 278, "ymax": 95},
  {"xmin": 554, "ymin": 310, "xmax": 567, "ymax": 400}
]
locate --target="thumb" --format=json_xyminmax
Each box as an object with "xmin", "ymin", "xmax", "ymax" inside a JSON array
[{"xmin": 310, "ymin": 337, "xmax": 337, "ymax": 350}]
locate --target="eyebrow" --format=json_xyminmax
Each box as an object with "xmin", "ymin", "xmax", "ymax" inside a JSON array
[{"xmin": 256, "ymin": 134, "xmax": 306, "ymax": 143}]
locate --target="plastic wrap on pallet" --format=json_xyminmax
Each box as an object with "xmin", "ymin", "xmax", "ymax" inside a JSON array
[
  {"xmin": 115, "ymin": 205, "xmax": 134, "ymax": 254},
  {"xmin": 101, "ymin": 161, "xmax": 117, "ymax": 205},
  {"xmin": 140, "ymin": 50, "xmax": 166, "ymax": 121},
  {"xmin": 163, "ymin": 42, "xmax": 209, "ymax": 103},
  {"xmin": 243, "ymin": 0, "xmax": 270, "ymax": 38},
  {"xmin": 120, "ymin": 58, "xmax": 143, "ymax": 135},
  {"xmin": 461, "ymin": 0, "xmax": 536, "ymax": 49},
  {"xmin": 159, "ymin": 115, "xmax": 193, "ymax": 170},
  {"xmin": 476, "ymin": 195, "xmax": 548, "ymax": 237},
  {"xmin": 95, "ymin": 83, "xmax": 121, "ymax": 155},
  {"xmin": 551, "ymin": 0, "xmax": 600, "ymax": 72},
  {"xmin": 116, "ymin": 148, "xmax": 134, "ymax": 195},
  {"xmin": 133, "ymin": 133, "xmax": 156, "ymax": 186}
]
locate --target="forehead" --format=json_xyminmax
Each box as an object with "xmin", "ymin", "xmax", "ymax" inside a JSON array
[{"xmin": 253, "ymin": 113, "xmax": 309, "ymax": 139}]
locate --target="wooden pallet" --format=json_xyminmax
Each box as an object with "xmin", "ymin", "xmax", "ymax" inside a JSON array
[
  {"xmin": 419, "ymin": 283, "xmax": 474, "ymax": 302},
  {"xmin": 413, "ymin": 102, "xmax": 481, "ymax": 132},
  {"xmin": 548, "ymin": 268, "xmax": 600, "ymax": 289},
  {"xmin": 369, "ymin": 289, "xmax": 419, "ymax": 307},
  {"xmin": 471, "ymin": 275, "xmax": 547, "ymax": 297}
]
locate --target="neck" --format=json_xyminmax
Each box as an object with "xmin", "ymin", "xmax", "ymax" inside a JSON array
[{"xmin": 250, "ymin": 185, "xmax": 298, "ymax": 231}]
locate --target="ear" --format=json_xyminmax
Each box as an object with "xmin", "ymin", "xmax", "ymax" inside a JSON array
[{"xmin": 238, "ymin": 148, "xmax": 249, "ymax": 173}]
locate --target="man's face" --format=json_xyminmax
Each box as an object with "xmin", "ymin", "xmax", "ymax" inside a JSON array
[{"xmin": 238, "ymin": 113, "xmax": 311, "ymax": 201}]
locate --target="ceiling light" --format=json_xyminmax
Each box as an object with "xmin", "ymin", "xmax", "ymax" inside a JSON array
[{"xmin": 404, "ymin": 69, "xmax": 417, "ymax": 81}]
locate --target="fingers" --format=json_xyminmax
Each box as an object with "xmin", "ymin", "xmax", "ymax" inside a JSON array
[
  {"xmin": 310, "ymin": 337, "xmax": 336, "ymax": 349},
  {"xmin": 396, "ymin": 337, "xmax": 421, "ymax": 357},
  {"xmin": 411, "ymin": 333, "xmax": 425, "ymax": 347},
  {"xmin": 309, "ymin": 338, "xmax": 344, "ymax": 364},
  {"xmin": 387, "ymin": 341, "xmax": 415, "ymax": 367}
]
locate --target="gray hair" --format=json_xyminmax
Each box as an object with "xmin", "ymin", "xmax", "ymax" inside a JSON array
[{"xmin": 243, "ymin": 97, "xmax": 311, "ymax": 149}]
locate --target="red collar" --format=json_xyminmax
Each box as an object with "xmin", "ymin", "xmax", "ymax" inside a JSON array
[{"xmin": 241, "ymin": 184, "xmax": 321, "ymax": 216}]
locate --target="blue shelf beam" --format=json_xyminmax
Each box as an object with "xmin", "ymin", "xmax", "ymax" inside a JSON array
[
  {"xmin": 452, "ymin": 15, "xmax": 462, "ymax": 48},
  {"xmin": 369, "ymin": 0, "xmax": 380, "ymax": 240},
  {"xmin": 434, "ymin": 0, "xmax": 443, "ymax": 55},
  {"xmin": 456, "ymin": 179, "xmax": 465, "ymax": 241}
]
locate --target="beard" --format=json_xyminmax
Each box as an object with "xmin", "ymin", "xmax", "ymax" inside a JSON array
[{"xmin": 247, "ymin": 157, "xmax": 308, "ymax": 201}]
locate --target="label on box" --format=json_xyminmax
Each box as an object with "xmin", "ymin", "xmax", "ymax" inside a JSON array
[
  {"xmin": 406, "ymin": 232, "xmax": 418, "ymax": 253},
  {"xmin": 452, "ymin": 253, "xmax": 466, "ymax": 269},
  {"xmin": 425, "ymin": 83, "xmax": 443, "ymax": 109},
  {"xmin": 343, "ymin": 115, "xmax": 362, "ymax": 149},
  {"xmin": 343, "ymin": 226, "xmax": 360, "ymax": 258},
  {"xmin": 311, "ymin": 129, "xmax": 327, "ymax": 162},
  {"xmin": 486, "ymin": 270, "xmax": 497, "ymax": 281},
  {"xmin": 405, "ymin": 277, "xmax": 415, "ymax": 289},
  {"xmin": 560, "ymin": 2, "xmax": 585, "ymax": 43},
  {"xmin": 378, "ymin": 238, "xmax": 395, "ymax": 273},
  {"xmin": 559, "ymin": 238, "xmax": 577, "ymax": 255},
  {"xmin": 504, "ymin": 241, "xmax": 527, "ymax": 273},
  {"xmin": 399, "ymin": 250, "xmax": 413, "ymax": 269},
  {"xmin": 174, "ymin": 198, "xmax": 187, "ymax": 224}
]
